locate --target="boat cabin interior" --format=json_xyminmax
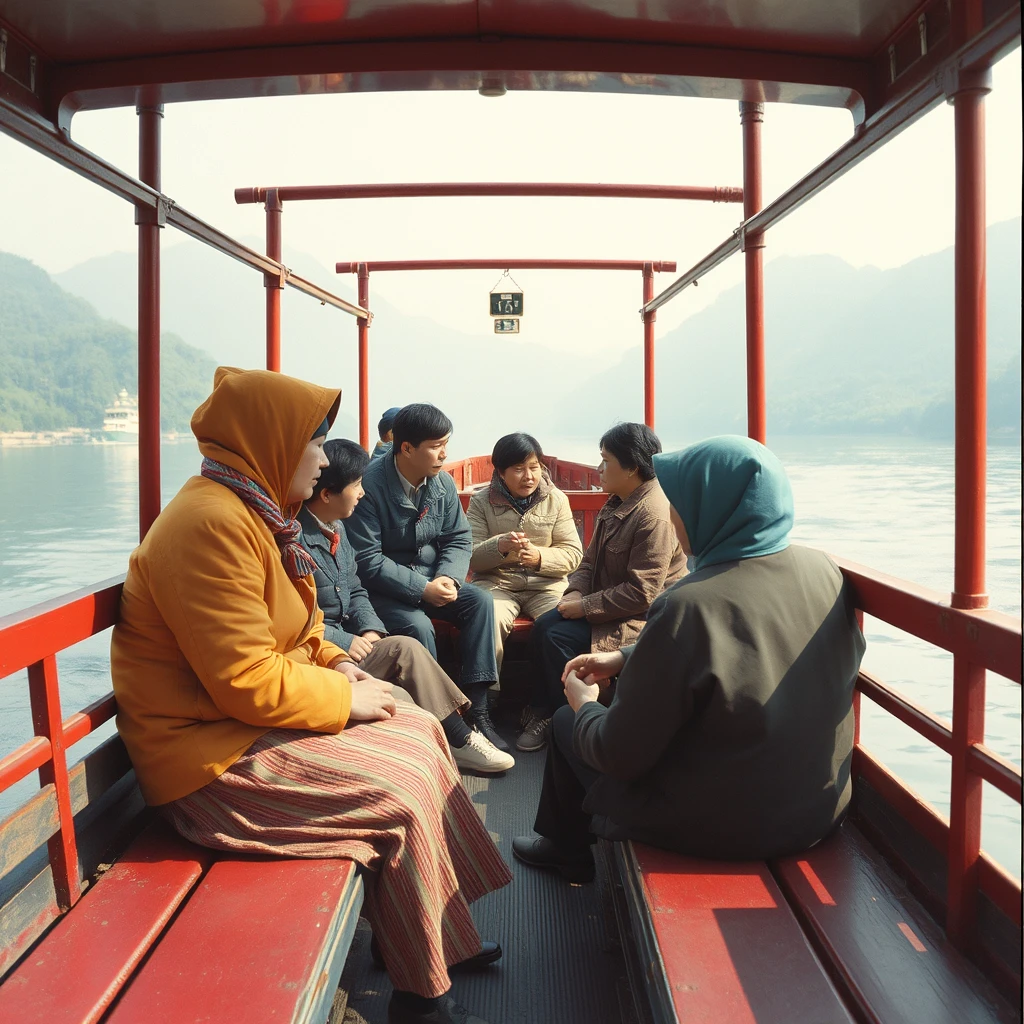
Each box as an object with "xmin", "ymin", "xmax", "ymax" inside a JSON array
[{"xmin": 0, "ymin": 2, "xmax": 1020, "ymax": 1022}]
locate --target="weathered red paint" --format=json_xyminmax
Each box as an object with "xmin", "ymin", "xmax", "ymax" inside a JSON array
[
  {"xmin": 27, "ymin": 655, "xmax": 81, "ymax": 910},
  {"xmin": 740, "ymin": 100, "xmax": 766, "ymax": 444},
  {"xmin": 338, "ymin": 259, "xmax": 677, "ymax": 273},
  {"xmin": 237, "ymin": 182, "xmax": 743, "ymax": 204},
  {"xmin": 642, "ymin": 263, "xmax": 655, "ymax": 429},
  {"xmin": 136, "ymin": 104, "xmax": 162, "ymax": 539},
  {"xmin": 946, "ymin": 65, "xmax": 993, "ymax": 951},
  {"xmin": 357, "ymin": 263, "xmax": 370, "ymax": 451},
  {"xmin": 628, "ymin": 842, "xmax": 855, "ymax": 1022},
  {"xmin": 264, "ymin": 187, "xmax": 283, "ymax": 372},
  {"xmin": 0, "ymin": 823, "xmax": 210, "ymax": 1024}
]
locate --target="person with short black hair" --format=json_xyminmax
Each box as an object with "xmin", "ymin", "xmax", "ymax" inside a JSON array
[
  {"xmin": 467, "ymin": 432, "xmax": 583, "ymax": 674},
  {"xmin": 516, "ymin": 422, "xmax": 686, "ymax": 752},
  {"xmin": 347, "ymin": 404, "xmax": 512, "ymax": 756},
  {"xmin": 299, "ymin": 438, "xmax": 513, "ymax": 774},
  {"xmin": 370, "ymin": 405, "xmax": 402, "ymax": 462}
]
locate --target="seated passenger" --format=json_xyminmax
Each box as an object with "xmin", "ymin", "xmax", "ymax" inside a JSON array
[
  {"xmin": 517, "ymin": 422, "xmax": 686, "ymax": 752},
  {"xmin": 347, "ymin": 403, "xmax": 511, "ymax": 754},
  {"xmin": 111, "ymin": 368, "xmax": 510, "ymax": 1024},
  {"xmin": 299, "ymin": 437, "xmax": 513, "ymax": 773},
  {"xmin": 511, "ymin": 435, "xmax": 866, "ymax": 882},
  {"xmin": 370, "ymin": 405, "xmax": 401, "ymax": 462},
  {"xmin": 466, "ymin": 432, "xmax": 583, "ymax": 672}
]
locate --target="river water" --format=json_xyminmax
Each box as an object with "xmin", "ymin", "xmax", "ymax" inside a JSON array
[{"xmin": 0, "ymin": 435, "xmax": 1020, "ymax": 873}]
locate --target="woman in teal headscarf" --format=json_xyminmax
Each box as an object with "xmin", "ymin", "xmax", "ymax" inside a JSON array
[{"xmin": 512, "ymin": 435, "xmax": 866, "ymax": 879}]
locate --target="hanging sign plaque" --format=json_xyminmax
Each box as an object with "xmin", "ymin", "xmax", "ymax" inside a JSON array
[
  {"xmin": 490, "ymin": 292, "xmax": 524, "ymax": 317},
  {"xmin": 494, "ymin": 318, "xmax": 520, "ymax": 334}
]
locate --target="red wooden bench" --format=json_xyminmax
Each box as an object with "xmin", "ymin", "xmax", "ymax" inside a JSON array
[
  {"xmin": 609, "ymin": 825, "xmax": 1019, "ymax": 1024},
  {"xmin": 0, "ymin": 756, "xmax": 362, "ymax": 1024}
]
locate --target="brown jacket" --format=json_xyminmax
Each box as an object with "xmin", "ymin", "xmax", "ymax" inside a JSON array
[
  {"xmin": 565, "ymin": 479, "xmax": 686, "ymax": 652},
  {"xmin": 467, "ymin": 472, "xmax": 583, "ymax": 593}
]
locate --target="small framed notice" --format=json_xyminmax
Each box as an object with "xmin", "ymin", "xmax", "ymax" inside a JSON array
[
  {"xmin": 493, "ymin": 318, "xmax": 520, "ymax": 334},
  {"xmin": 490, "ymin": 292, "xmax": 524, "ymax": 317}
]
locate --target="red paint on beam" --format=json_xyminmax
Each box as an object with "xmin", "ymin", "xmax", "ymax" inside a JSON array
[
  {"xmin": 61, "ymin": 693, "xmax": 118, "ymax": 750},
  {"xmin": 0, "ymin": 576, "xmax": 124, "ymax": 678},
  {"xmin": 265, "ymin": 188, "xmax": 283, "ymax": 372},
  {"xmin": 357, "ymin": 264, "xmax": 370, "ymax": 451},
  {"xmin": 857, "ymin": 671, "xmax": 954, "ymax": 753},
  {"xmin": 237, "ymin": 182, "xmax": 742, "ymax": 204},
  {"xmin": 947, "ymin": 66, "xmax": 992, "ymax": 951},
  {"xmin": 136, "ymin": 104, "xmax": 162, "ymax": 540},
  {"xmin": 741, "ymin": 101, "xmax": 767, "ymax": 444},
  {"xmin": 28, "ymin": 656, "xmax": 81, "ymax": 910},
  {"xmin": 338, "ymin": 259, "xmax": 677, "ymax": 273},
  {"xmin": 642, "ymin": 263, "xmax": 655, "ymax": 429},
  {"xmin": 0, "ymin": 736, "xmax": 52, "ymax": 793}
]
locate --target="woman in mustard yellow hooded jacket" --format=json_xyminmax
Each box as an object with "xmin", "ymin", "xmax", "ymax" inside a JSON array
[{"xmin": 111, "ymin": 368, "xmax": 510, "ymax": 1024}]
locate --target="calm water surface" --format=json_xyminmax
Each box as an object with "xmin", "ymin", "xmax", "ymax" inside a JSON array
[{"xmin": 0, "ymin": 435, "xmax": 1020, "ymax": 873}]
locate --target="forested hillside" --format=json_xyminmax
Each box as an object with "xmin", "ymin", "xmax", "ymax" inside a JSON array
[{"xmin": 0, "ymin": 252, "xmax": 216, "ymax": 432}]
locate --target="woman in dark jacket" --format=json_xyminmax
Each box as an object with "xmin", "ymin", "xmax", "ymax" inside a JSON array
[
  {"xmin": 512, "ymin": 435, "xmax": 866, "ymax": 880},
  {"xmin": 517, "ymin": 422, "xmax": 686, "ymax": 752}
]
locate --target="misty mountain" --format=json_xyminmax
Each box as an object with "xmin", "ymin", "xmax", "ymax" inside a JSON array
[
  {"xmin": 54, "ymin": 241, "xmax": 596, "ymax": 445},
  {"xmin": 0, "ymin": 252, "xmax": 215, "ymax": 433},
  {"xmin": 552, "ymin": 216, "xmax": 1021, "ymax": 441}
]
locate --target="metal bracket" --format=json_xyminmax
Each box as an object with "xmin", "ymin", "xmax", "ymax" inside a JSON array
[
  {"xmin": 28, "ymin": 53, "xmax": 36, "ymax": 93},
  {"xmin": 918, "ymin": 13, "xmax": 929, "ymax": 57},
  {"xmin": 1, "ymin": 30, "xmax": 7, "ymax": 76},
  {"xmin": 265, "ymin": 264, "xmax": 288, "ymax": 289},
  {"xmin": 134, "ymin": 195, "xmax": 170, "ymax": 227},
  {"xmin": 737, "ymin": 222, "xmax": 766, "ymax": 253}
]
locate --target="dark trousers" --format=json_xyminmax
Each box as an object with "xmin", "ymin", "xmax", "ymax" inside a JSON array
[
  {"xmin": 533, "ymin": 705, "xmax": 600, "ymax": 852},
  {"xmin": 372, "ymin": 582, "xmax": 498, "ymax": 697},
  {"xmin": 529, "ymin": 608, "xmax": 593, "ymax": 713}
]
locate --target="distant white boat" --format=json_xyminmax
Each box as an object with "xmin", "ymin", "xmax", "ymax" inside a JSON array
[{"xmin": 101, "ymin": 389, "xmax": 140, "ymax": 441}]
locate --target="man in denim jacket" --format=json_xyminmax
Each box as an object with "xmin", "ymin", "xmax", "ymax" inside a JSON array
[{"xmin": 347, "ymin": 404, "xmax": 509, "ymax": 753}]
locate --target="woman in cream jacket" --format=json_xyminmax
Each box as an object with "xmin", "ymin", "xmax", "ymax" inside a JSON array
[{"xmin": 467, "ymin": 432, "xmax": 583, "ymax": 671}]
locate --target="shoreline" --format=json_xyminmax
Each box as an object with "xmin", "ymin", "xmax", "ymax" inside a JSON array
[{"xmin": 0, "ymin": 430, "xmax": 186, "ymax": 448}]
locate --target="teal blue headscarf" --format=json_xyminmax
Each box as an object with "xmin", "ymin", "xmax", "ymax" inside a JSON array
[{"xmin": 652, "ymin": 435, "xmax": 794, "ymax": 571}]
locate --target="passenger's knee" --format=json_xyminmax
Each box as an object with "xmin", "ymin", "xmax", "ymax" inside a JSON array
[{"xmin": 551, "ymin": 704, "xmax": 576, "ymax": 753}]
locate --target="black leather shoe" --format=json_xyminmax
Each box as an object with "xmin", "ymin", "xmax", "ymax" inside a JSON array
[
  {"xmin": 511, "ymin": 834, "xmax": 595, "ymax": 883},
  {"xmin": 464, "ymin": 706, "xmax": 512, "ymax": 753},
  {"xmin": 371, "ymin": 935, "xmax": 502, "ymax": 972},
  {"xmin": 387, "ymin": 992, "xmax": 491, "ymax": 1024}
]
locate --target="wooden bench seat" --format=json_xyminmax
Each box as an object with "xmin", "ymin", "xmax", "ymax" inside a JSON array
[
  {"xmin": 611, "ymin": 841, "xmax": 855, "ymax": 1024},
  {"xmin": 0, "ymin": 818, "xmax": 362, "ymax": 1024},
  {"xmin": 771, "ymin": 823, "xmax": 1018, "ymax": 1024}
]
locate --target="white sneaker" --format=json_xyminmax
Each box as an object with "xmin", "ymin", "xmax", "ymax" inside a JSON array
[{"xmin": 452, "ymin": 729, "xmax": 515, "ymax": 774}]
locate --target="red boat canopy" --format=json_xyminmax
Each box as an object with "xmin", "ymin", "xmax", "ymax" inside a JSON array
[{"xmin": 0, "ymin": 0, "xmax": 1019, "ymax": 132}]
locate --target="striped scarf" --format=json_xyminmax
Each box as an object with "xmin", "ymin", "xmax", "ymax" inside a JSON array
[
  {"xmin": 494, "ymin": 473, "xmax": 537, "ymax": 517},
  {"xmin": 201, "ymin": 457, "xmax": 318, "ymax": 580}
]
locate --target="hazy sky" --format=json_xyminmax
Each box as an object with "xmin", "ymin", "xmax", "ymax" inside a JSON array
[{"xmin": 0, "ymin": 50, "xmax": 1020, "ymax": 359}]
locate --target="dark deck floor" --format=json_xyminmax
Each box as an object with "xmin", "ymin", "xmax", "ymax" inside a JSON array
[{"xmin": 334, "ymin": 716, "xmax": 636, "ymax": 1024}]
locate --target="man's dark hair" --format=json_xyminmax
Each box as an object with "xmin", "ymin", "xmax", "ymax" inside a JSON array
[
  {"xmin": 491, "ymin": 432, "xmax": 545, "ymax": 474},
  {"xmin": 392, "ymin": 403, "xmax": 453, "ymax": 450},
  {"xmin": 600, "ymin": 422, "xmax": 662, "ymax": 482},
  {"xmin": 309, "ymin": 438, "xmax": 369, "ymax": 501}
]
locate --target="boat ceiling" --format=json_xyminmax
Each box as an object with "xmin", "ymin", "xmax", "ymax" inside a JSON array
[{"xmin": 0, "ymin": 0, "xmax": 1019, "ymax": 131}]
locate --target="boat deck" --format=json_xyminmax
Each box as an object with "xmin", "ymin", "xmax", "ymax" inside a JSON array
[{"xmin": 334, "ymin": 713, "xmax": 635, "ymax": 1024}]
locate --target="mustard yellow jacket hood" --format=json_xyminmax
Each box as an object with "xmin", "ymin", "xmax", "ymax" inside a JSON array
[{"xmin": 111, "ymin": 368, "xmax": 350, "ymax": 806}]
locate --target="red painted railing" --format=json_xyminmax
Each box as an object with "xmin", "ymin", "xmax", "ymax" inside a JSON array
[
  {"xmin": 834, "ymin": 555, "xmax": 1022, "ymax": 930},
  {"xmin": 0, "ymin": 577, "xmax": 124, "ymax": 913},
  {"xmin": 0, "ymin": 540, "xmax": 1019, "ymax": 948}
]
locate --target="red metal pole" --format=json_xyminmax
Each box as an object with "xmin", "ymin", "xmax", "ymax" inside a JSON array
[
  {"xmin": 265, "ymin": 188, "xmax": 283, "ymax": 372},
  {"xmin": 946, "ymin": 65, "xmax": 991, "ymax": 951},
  {"xmin": 357, "ymin": 264, "xmax": 371, "ymax": 451},
  {"xmin": 740, "ymin": 101, "xmax": 766, "ymax": 445},
  {"xmin": 642, "ymin": 263, "xmax": 655, "ymax": 429},
  {"xmin": 136, "ymin": 104, "xmax": 163, "ymax": 540}
]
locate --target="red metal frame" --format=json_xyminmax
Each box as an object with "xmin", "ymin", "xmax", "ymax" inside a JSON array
[
  {"xmin": 337, "ymin": 259, "xmax": 676, "ymax": 438},
  {"xmin": 740, "ymin": 101, "xmax": 767, "ymax": 444},
  {"xmin": 136, "ymin": 105, "xmax": 162, "ymax": 538},
  {"xmin": 236, "ymin": 183, "xmax": 743, "ymax": 204},
  {"xmin": 264, "ymin": 188, "xmax": 284, "ymax": 373}
]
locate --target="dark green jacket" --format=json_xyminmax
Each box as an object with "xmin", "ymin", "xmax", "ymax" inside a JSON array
[{"xmin": 574, "ymin": 545, "xmax": 865, "ymax": 860}]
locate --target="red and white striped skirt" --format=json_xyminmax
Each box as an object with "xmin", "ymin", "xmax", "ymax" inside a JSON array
[{"xmin": 164, "ymin": 703, "xmax": 512, "ymax": 997}]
